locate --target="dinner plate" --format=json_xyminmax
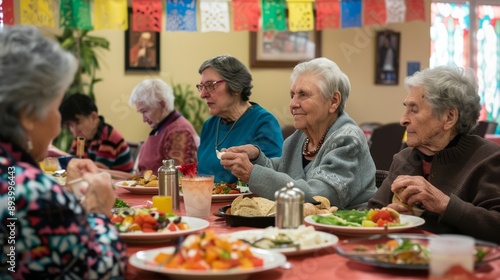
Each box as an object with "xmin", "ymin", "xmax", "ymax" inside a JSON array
[
  {"xmin": 222, "ymin": 228, "xmax": 339, "ymax": 256},
  {"xmin": 334, "ymin": 233, "xmax": 500, "ymax": 270},
  {"xmin": 217, "ymin": 205, "xmax": 275, "ymax": 228},
  {"xmin": 119, "ymin": 216, "xmax": 209, "ymax": 244},
  {"xmin": 304, "ymin": 214, "xmax": 425, "ymax": 236},
  {"xmin": 129, "ymin": 246, "xmax": 287, "ymax": 280},
  {"xmin": 115, "ymin": 180, "xmax": 158, "ymax": 194}
]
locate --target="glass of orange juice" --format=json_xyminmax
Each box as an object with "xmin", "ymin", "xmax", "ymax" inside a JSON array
[
  {"xmin": 42, "ymin": 157, "xmax": 60, "ymax": 172},
  {"xmin": 152, "ymin": 195, "xmax": 173, "ymax": 214}
]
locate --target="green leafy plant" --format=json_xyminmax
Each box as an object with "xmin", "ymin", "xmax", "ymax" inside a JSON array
[
  {"xmin": 173, "ymin": 83, "xmax": 208, "ymax": 134},
  {"xmin": 52, "ymin": 28, "xmax": 110, "ymax": 152}
]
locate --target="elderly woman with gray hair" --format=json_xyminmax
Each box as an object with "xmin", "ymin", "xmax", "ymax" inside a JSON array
[
  {"xmin": 129, "ymin": 79, "xmax": 200, "ymax": 174},
  {"xmin": 0, "ymin": 26, "xmax": 126, "ymax": 278},
  {"xmin": 368, "ymin": 65, "xmax": 500, "ymax": 244},
  {"xmin": 197, "ymin": 55, "xmax": 283, "ymax": 184},
  {"xmin": 221, "ymin": 57, "xmax": 377, "ymax": 209}
]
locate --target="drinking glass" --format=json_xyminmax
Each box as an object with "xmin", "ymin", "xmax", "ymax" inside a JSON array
[
  {"xmin": 428, "ymin": 234, "xmax": 475, "ymax": 278},
  {"xmin": 181, "ymin": 175, "xmax": 214, "ymax": 218}
]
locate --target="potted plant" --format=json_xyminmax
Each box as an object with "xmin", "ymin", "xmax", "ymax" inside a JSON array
[
  {"xmin": 52, "ymin": 28, "xmax": 110, "ymax": 151},
  {"xmin": 173, "ymin": 83, "xmax": 208, "ymax": 134}
]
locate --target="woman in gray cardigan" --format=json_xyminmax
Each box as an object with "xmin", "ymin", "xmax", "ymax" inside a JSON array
[{"xmin": 220, "ymin": 57, "xmax": 377, "ymax": 209}]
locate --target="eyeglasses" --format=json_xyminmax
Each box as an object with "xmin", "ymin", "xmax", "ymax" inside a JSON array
[{"xmin": 196, "ymin": 79, "xmax": 225, "ymax": 93}]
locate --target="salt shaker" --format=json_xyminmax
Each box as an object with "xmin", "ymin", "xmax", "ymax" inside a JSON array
[
  {"xmin": 158, "ymin": 159, "xmax": 180, "ymax": 210},
  {"xmin": 275, "ymin": 182, "xmax": 304, "ymax": 229}
]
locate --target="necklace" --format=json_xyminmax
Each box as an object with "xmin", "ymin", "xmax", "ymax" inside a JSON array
[
  {"xmin": 302, "ymin": 125, "xmax": 331, "ymax": 157},
  {"xmin": 215, "ymin": 105, "xmax": 252, "ymax": 151}
]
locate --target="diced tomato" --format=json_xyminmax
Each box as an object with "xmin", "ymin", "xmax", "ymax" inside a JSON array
[
  {"xmin": 142, "ymin": 214, "xmax": 157, "ymax": 225},
  {"xmin": 133, "ymin": 214, "xmax": 144, "ymax": 225},
  {"xmin": 142, "ymin": 223, "xmax": 154, "ymax": 230},
  {"xmin": 111, "ymin": 215, "xmax": 124, "ymax": 223},
  {"xmin": 167, "ymin": 222, "xmax": 178, "ymax": 232},
  {"xmin": 142, "ymin": 227, "xmax": 156, "ymax": 233},
  {"xmin": 372, "ymin": 209, "xmax": 391, "ymax": 222},
  {"xmin": 250, "ymin": 256, "xmax": 264, "ymax": 267},
  {"xmin": 228, "ymin": 190, "xmax": 240, "ymax": 194}
]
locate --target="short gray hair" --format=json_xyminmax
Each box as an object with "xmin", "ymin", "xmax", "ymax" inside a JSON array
[
  {"xmin": 129, "ymin": 79, "xmax": 175, "ymax": 111},
  {"xmin": 0, "ymin": 25, "xmax": 77, "ymax": 146},
  {"xmin": 198, "ymin": 55, "xmax": 253, "ymax": 101},
  {"xmin": 290, "ymin": 57, "xmax": 351, "ymax": 114},
  {"xmin": 404, "ymin": 65, "xmax": 480, "ymax": 134}
]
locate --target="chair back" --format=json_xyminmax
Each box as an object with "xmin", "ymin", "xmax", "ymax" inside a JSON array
[
  {"xmin": 281, "ymin": 125, "xmax": 296, "ymax": 140},
  {"xmin": 471, "ymin": 121, "xmax": 489, "ymax": 138},
  {"xmin": 486, "ymin": 121, "xmax": 498, "ymax": 135},
  {"xmin": 369, "ymin": 123, "xmax": 406, "ymax": 170},
  {"xmin": 127, "ymin": 141, "xmax": 143, "ymax": 163},
  {"xmin": 375, "ymin": 170, "xmax": 389, "ymax": 188}
]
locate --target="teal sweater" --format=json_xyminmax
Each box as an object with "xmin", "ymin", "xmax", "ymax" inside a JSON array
[
  {"xmin": 198, "ymin": 103, "xmax": 283, "ymax": 183},
  {"xmin": 249, "ymin": 112, "xmax": 377, "ymax": 209}
]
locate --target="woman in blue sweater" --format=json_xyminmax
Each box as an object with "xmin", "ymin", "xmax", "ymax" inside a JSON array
[{"xmin": 196, "ymin": 55, "xmax": 283, "ymax": 183}]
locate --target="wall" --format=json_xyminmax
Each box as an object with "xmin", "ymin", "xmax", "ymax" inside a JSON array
[{"xmin": 88, "ymin": 6, "xmax": 431, "ymax": 142}]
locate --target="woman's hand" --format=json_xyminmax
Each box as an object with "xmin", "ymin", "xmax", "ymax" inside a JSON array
[
  {"xmin": 223, "ymin": 144, "xmax": 260, "ymax": 161},
  {"xmin": 391, "ymin": 175, "xmax": 450, "ymax": 215},
  {"xmin": 65, "ymin": 158, "xmax": 99, "ymax": 190},
  {"xmin": 220, "ymin": 147, "xmax": 255, "ymax": 183},
  {"xmin": 81, "ymin": 172, "xmax": 115, "ymax": 215}
]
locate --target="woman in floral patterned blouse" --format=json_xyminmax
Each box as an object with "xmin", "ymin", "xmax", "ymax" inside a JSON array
[{"xmin": 0, "ymin": 26, "xmax": 127, "ymax": 279}]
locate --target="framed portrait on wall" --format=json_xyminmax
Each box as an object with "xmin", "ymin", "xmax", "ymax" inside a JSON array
[
  {"xmin": 375, "ymin": 30, "xmax": 400, "ymax": 85},
  {"xmin": 249, "ymin": 30, "xmax": 322, "ymax": 68},
  {"xmin": 124, "ymin": 8, "xmax": 160, "ymax": 71}
]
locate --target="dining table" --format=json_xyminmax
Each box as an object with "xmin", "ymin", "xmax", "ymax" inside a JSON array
[{"xmin": 116, "ymin": 187, "xmax": 500, "ymax": 280}]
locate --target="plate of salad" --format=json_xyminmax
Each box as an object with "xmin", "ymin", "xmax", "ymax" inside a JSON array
[
  {"xmin": 334, "ymin": 233, "xmax": 500, "ymax": 270},
  {"xmin": 111, "ymin": 208, "xmax": 209, "ymax": 243},
  {"xmin": 304, "ymin": 208, "xmax": 425, "ymax": 236}
]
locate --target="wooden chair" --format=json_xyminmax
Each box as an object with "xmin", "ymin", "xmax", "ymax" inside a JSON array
[
  {"xmin": 281, "ymin": 125, "xmax": 296, "ymax": 140},
  {"xmin": 375, "ymin": 170, "xmax": 389, "ymax": 188},
  {"xmin": 127, "ymin": 141, "xmax": 143, "ymax": 163},
  {"xmin": 471, "ymin": 121, "xmax": 489, "ymax": 138},
  {"xmin": 369, "ymin": 123, "xmax": 406, "ymax": 171}
]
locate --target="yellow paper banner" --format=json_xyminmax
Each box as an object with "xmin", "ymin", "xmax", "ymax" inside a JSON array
[
  {"xmin": 20, "ymin": 0, "xmax": 56, "ymax": 27},
  {"xmin": 93, "ymin": 0, "xmax": 128, "ymax": 30},
  {"xmin": 287, "ymin": 0, "xmax": 314, "ymax": 31}
]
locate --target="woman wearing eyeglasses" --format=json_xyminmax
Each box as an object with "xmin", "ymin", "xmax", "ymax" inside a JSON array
[{"xmin": 197, "ymin": 55, "xmax": 283, "ymax": 183}]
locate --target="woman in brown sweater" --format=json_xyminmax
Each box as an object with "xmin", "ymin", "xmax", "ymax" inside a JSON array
[{"xmin": 368, "ymin": 65, "xmax": 500, "ymax": 244}]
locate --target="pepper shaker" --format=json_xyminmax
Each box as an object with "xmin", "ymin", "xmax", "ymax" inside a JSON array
[{"xmin": 275, "ymin": 182, "xmax": 304, "ymax": 229}]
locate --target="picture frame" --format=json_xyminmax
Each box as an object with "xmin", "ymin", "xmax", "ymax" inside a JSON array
[
  {"xmin": 250, "ymin": 30, "xmax": 322, "ymax": 68},
  {"xmin": 375, "ymin": 30, "xmax": 400, "ymax": 85},
  {"xmin": 124, "ymin": 8, "xmax": 160, "ymax": 71}
]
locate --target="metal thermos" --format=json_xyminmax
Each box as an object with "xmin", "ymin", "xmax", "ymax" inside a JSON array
[
  {"xmin": 275, "ymin": 182, "xmax": 304, "ymax": 229},
  {"xmin": 158, "ymin": 159, "xmax": 180, "ymax": 210}
]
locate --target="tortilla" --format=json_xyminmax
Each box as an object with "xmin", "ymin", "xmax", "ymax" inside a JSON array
[
  {"xmin": 230, "ymin": 196, "xmax": 275, "ymax": 217},
  {"xmin": 392, "ymin": 190, "xmax": 424, "ymax": 217}
]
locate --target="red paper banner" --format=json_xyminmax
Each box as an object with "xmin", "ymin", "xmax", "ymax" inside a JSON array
[
  {"xmin": 233, "ymin": 0, "xmax": 261, "ymax": 31},
  {"xmin": 315, "ymin": 0, "xmax": 340, "ymax": 30},
  {"xmin": 406, "ymin": 0, "xmax": 425, "ymax": 22},
  {"xmin": 131, "ymin": 0, "xmax": 162, "ymax": 32},
  {"xmin": 363, "ymin": 0, "xmax": 386, "ymax": 25},
  {"xmin": 0, "ymin": 0, "xmax": 15, "ymax": 25}
]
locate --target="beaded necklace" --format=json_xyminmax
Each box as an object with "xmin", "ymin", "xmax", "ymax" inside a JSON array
[{"xmin": 302, "ymin": 125, "xmax": 331, "ymax": 157}]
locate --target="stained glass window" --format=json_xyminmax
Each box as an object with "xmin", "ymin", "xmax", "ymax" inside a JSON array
[{"xmin": 431, "ymin": 1, "xmax": 500, "ymax": 134}]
